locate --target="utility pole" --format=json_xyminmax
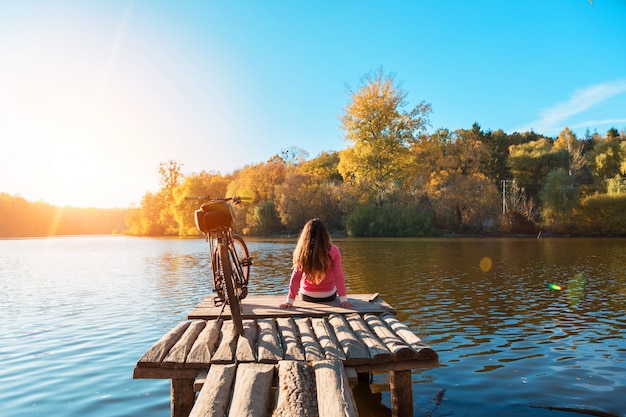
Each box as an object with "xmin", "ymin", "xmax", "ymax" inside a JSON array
[{"xmin": 501, "ymin": 179, "xmax": 507, "ymax": 215}]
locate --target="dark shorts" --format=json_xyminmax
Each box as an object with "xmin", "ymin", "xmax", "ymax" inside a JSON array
[{"xmin": 301, "ymin": 292, "xmax": 337, "ymax": 303}]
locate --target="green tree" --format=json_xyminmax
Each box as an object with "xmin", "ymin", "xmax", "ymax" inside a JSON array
[
  {"xmin": 338, "ymin": 68, "xmax": 431, "ymax": 204},
  {"xmin": 585, "ymin": 132, "xmax": 623, "ymax": 189},
  {"xmin": 481, "ymin": 128, "xmax": 514, "ymax": 183},
  {"xmin": 507, "ymin": 138, "xmax": 570, "ymax": 196},
  {"xmin": 540, "ymin": 168, "xmax": 579, "ymax": 229}
]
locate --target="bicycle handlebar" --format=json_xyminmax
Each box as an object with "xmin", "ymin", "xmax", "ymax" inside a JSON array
[{"xmin": 184, "ymin": 195, "xmax": 251, "ymax": 204}]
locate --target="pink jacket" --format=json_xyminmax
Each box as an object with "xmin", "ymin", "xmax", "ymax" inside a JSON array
[{"xmin": 286, "ymin": 244, "xmax": 348, "ymax": 304}]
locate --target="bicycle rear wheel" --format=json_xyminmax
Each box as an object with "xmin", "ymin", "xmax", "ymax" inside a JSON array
[
  {"xmin": 219, "ymin": 241, "xmax": 244, "ymax": 335},
  {"xmin": 232, "ymin": 234, "xmax": 251, "ymax": 284},
  {"xmin": 231, "ymin": 235, "xmax": 251, "ymax": 300}
]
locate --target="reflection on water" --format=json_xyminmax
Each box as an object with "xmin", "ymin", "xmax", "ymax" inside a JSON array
[
  {"xmin": 334, "ymin": 237, "xmax": 626, "ymax": 416},
  {"xmin": 1, "ymin": 236, "xmax": 625, "ymax": 416}
]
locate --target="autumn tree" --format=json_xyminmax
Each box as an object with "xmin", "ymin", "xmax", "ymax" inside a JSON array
[
  {"xmin": 585, "ymin": 131, "xmax": 623, "ymax": 189},
  {"xmin": 171, "ymin": 171, "xmax": 229, "ymax": 236},
  {"xmin": 275, "ymin": 159, "xmax": 348, "ymax": 232},
  {"xmin": 300, "ymin": 150, "xmax": 343, "ymax": 183},
  {"xmin": 339, "ymin": 68, "xmax": 431, "ymax": 204},
  {"xmin": 226, "ymin": 155, "xmax": 286, "ymax": 234},
  {"xmin": 125, "ymin": 160, "xmax": 183, "ymax": 236},
  {"xmin": 554, "ymin": 127, "xmax": 585, "ymax": 176}
]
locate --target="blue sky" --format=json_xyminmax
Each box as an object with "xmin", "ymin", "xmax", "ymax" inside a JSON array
[{"xmin": 1, "ymin": 0, "xmax": 625, "ymax": 208}]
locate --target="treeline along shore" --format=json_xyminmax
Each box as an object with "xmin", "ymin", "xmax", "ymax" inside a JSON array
[
  {"xmin": 3, "ymin": 71, "xmax": 626, "ymax": 239},
  {"xmin": 0, "ymin": 194, "xmax": 127, "ymax": 238}
]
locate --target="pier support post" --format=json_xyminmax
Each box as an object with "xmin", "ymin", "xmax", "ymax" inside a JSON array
[
  {"xmin": 389, "ymin": 370, "xmax": 413, "ymax": 417},
  {"xmin": 171, "ymin": 378, "xmax": 195, "ymax": 417}
]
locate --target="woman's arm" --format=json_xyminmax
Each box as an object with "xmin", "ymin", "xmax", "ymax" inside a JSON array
[
  {"xmin": 331, "ymin": 245, "xmax": 352, "ymax": 308},
  {"xmin": 280, "ymin": 269, "xmax": 302, "ymax": 308}
]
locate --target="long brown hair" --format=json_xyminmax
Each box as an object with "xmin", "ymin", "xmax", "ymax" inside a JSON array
[{"xmin": 292, "ymin": 219, "xmax": 332, "ymax": 284}]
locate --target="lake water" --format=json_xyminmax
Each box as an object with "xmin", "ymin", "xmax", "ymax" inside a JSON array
[{"xmin": 1, "ymin": 236, "xmax": 625, "ymax": 417}]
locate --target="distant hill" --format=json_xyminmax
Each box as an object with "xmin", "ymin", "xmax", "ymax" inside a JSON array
[{"xmin": 0, "ymin": 193, "xmax": 128, "ymax": 237}]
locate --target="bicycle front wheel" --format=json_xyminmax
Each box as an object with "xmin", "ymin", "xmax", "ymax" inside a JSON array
[{"xmin": 219, "ymin": 241, "xmax": 244, "ymax": 335}]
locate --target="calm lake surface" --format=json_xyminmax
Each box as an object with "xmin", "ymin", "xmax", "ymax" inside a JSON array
[{"xmin": 1, "ymin": 236, "xmax": 625, "ymax": 417}]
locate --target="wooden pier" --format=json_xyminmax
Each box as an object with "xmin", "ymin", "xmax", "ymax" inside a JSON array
[{"xmin": 133, "ymin": 294, "xmax": 438, "ymax": 417}]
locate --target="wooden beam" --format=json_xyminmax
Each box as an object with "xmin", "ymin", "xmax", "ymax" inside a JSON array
[
  {"xmin": 294, "ymin": 317, "xmax": 324, "ymax": 361},
  {"xmin": 235, "ymin": 319, "xmax": 258, "ymax": 362},
  {"xmin": 274, "ymin": 361, "xmax": 316, "ymax": 417},
  {"xmin": 137, "ymin": 321, "xmax": 191, "ymax": 367},
  {"xmin": 311, "ymin": 317, "xmax": 345, "ymax": 361},
  {"xmin": 277, "ymin": 317, "xmax": 305, "ymax": 361},
  {"xmin": 390, "ymin": 370, "xmax": 413, "ymax": 417},
  {"xmin": 328, "ymin": 313, "xmax": 370, "ymax": 365},
  {"xmin": 211, "ymin": 321, "xmax": 238, "ymax": 363},
  {"xmin": 380, "ymin": 313, "xmax": 439, "ymax": 360},
  {"xmin": 257, "ymin": 319, "xmax": 282, "ymax": 363},
  {"xmin": 345, "ymin": 313, "xmax": 392, "ymax": 364},
  {"xmin": 228, "ymin": 363, "xmax": 276, "ymax": 417},
  {"xmin": 186, "ymin": 319, "xmax": 222, "ymax": 368},
  {"xmin": 163, "ymin": 321, "xmax": 206, "ymax": 369},
  {"xmin": 171, "ymin": 378, "xmax": 195, "ymax": 417},
  {"xmin": 188, "ymin": 364, "xmax": 237, "ymax": 417},
  {"xmin": 313, "ymin": 360, "xmax": 358, "ymax": 417}
]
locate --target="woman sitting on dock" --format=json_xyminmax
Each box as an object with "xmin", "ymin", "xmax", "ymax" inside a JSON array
[{"xmin": 279, "ymin": 218, "xmax": 353, "ymax": 309}]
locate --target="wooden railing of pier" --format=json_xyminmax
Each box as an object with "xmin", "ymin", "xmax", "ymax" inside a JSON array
[{"xmin": 133, "ymin": 294, "xmax": 438, "ymax": 417}]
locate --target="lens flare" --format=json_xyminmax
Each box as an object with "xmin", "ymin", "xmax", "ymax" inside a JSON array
[
  {"xmin": 479, "ymin": 257, "xmax": 493, "ymax": 272},
  {"xmin": 548, "ymin": 283, "xmax": 562, "ymax": 291}
]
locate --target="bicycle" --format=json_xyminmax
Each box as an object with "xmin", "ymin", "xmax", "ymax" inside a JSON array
[{"xmin": 186, "ymin": 195, "xmax": 252, "ymax": 335}]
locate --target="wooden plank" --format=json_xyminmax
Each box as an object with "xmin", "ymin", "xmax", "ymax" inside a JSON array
[
  {"xmin": 294, "ymin": 317, "xmax": 324, "ymax": 361},
  {"xmin": 273, "ymin": 360, "xmax": 317, "ymax": 417},
  {"xmin": 363, "ymin": 314, "xmax": 418, "ymax": 361},
  {"xmin": 345, "ymin": 313, "xmax": 392, "ymax": 364},
  {"xmin": 276, "ymin": 317, "xmax": 305, "ymax": 361},
  {"xmin": 189, "ymin": 364, "xmax": 237, "ymax": 417},
  {"xmin": 236, "ymin": 320, "xmax": 258, "ymax": 362},
  {"xmin": 186, "ymin": 319, "xmax": 223, "ymax": 368},
  {"xmin": 311, "ymin": 317, "xmax": 345, "ymax": 361},
  {"xmin": 136, "ymin": 321, "xmax": 191, "ymax": 367},
  {"xmin": 328, "ymin": 313, "xmax": 370, "ymax": 365},
  {"xmin": 257, "ymin": 319, "xmax": 283, "ymax": 363},
  {"xmin": 312, "ymin": 360, "xmax": 358, "ymax": 417},
  {"xmin": 188, "ymin": 294, "xmax": 395, "ymax": 320},
  {"xmin": 380, "ymin": 313, "xmax": 439, "ymax": 360},
  {"xmin": 211, "ymin": 321, "xmax": 238, "ymax": 363},
  {"xmin": 163, "ymin": 320, "xmax": 207, "ymax": 368},
  {"xmin": 228, "ymin": 363, "xmax": 275, "ymax": 417},
  {"xmin": 367, "ymin": 293, "xmax": 380, "ymax": 302}
]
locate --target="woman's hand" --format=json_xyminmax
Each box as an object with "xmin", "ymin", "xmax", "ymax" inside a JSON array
[
  {"xmin": 341, "ymin": 300, "xmax": 353, "ymax": 308},
  {"xmin": 279, "ymin": 303, "xmax": 293, "ymax": 309}
]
